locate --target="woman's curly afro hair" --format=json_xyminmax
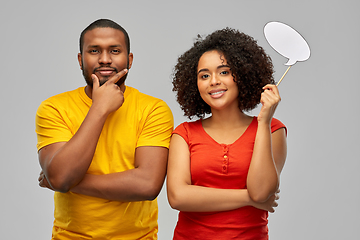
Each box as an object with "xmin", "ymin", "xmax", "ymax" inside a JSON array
[{"xmin": 172, "ymin": 27, "xmax": 275, "ymax": 119}]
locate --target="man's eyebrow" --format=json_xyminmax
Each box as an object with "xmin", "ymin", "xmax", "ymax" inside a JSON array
[
  {"xmin": 197, "ymin": 65, "xmax": 230, "ymax": 74},
  {"xmin": 110, "ymin": 44, "xmax": 123, "ymax": 48},
  {"xmin": 87, "ymin": 45, "xmax": 99, "ymax": 48},
  {"xmin": 86, "ymin": 44, "xmax": 124, "ymax": 48}
]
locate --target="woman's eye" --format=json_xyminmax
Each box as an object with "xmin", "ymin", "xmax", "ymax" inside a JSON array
[
  {"xmin": 220, "ymin": 70, "xmax": 229, "ymax": 75},
  {"xmin": 201, "ymin": 74, "xmax": 209, "ymax": 79}
]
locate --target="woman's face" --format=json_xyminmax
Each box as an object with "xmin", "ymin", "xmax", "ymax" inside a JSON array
[{"xmin": 197, "ymin": 50, "xmax": 239, "ymax": 111}]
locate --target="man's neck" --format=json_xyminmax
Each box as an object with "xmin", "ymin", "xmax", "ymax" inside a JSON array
[{"xmin": 84, "ymin": 84, "xmax": 126, "ymax": 99}]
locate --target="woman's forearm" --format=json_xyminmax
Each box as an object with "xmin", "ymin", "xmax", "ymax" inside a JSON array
[
  {"xmin": 168, "ymin": 184, "xmax": 251, "ymax": 212},
  {"xmin": 247, "ymin": 123, "xmax": 279, "ymax": 202}
]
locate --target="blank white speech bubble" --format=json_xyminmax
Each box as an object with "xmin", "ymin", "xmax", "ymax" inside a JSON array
[{"xmin": 264, "ymin": 21, "xmax": 310, "ymax": 66}]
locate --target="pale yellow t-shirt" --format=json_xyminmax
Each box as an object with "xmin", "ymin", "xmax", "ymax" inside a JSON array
[{"xmin": 36, "ymin": 86, "xmax": 174, "ymax": 240}]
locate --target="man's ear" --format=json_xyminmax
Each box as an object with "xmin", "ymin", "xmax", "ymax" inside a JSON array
[
  {"xmin": 128, "ymin": 52, "xmax": 134, "ymax": 70},
  {"xmin": 77, "ymin": 53, "xmax": 83, "ymax": 70}
]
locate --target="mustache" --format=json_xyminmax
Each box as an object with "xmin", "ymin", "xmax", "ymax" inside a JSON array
[{"xmin": 93, "ymin": 65, "xmax": 119, "ymax": 73}]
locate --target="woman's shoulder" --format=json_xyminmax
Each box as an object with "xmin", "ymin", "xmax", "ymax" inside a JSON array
[
  {"xmin": 270, "ymin": 117, "xmax": 287, "ymax": 134},
  {"xmin": 252, "ymin": 116, "xmax": 286, "ymax": 133},
  {"xmin": 174, "ymin": 119, "xmax": 202, "ymax": 132}
]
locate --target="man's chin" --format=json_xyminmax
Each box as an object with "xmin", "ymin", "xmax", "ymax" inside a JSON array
[
  {"xmin": 115, "ymin": 75, "xmax": 128, "ymax": 87},
  {"xmin": 98, "ymin": 78, "xmax": 110, "ymax": 86},
  {"xmin": 83, "ymin": 73, "xmax": 128, "ymax": 88},
  {"xmin": 98, "ymin": 76, "xmax": 126, "ymax": 87}
]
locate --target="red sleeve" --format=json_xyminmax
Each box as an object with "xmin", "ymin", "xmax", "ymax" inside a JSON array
[
  {"xmin": 172, "ymin": 122, "xmax": 190, "ymax": 144},
  {"xmin": 271, "ymin": 118, "xmax": 287, "ymax": 135}
]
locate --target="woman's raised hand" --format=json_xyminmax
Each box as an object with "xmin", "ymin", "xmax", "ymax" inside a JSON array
[{"xmin": 257, "ymin": 84, "xmax": 281, "ymax": 125}]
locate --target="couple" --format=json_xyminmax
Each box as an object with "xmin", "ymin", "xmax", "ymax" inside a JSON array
[{"xmin": 36, "ymin": 19, "xmax": 287, "ymax": 240}]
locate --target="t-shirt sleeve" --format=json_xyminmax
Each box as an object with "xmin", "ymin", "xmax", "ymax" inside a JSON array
[
  {"xmin": 136, "ymin": 100, "xmax": 174, "ymax": 148},
  {"xmin": 35, "ymin": 100, "xmax": 73, "ymax": 151},
  {"xmin": 271, "ymin": 118, "xmax": 287, "ymax": 135},
  {"xmin": 172, "ymin": 122, "xmax": 190, "ymax": 145}
]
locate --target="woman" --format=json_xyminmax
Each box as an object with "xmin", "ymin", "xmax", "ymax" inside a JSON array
[{"xmin": 167, "ymin": 28, "xmax": 287, "ymax": 239}]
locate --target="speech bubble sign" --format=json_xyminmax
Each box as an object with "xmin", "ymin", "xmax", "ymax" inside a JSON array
[{"xmin": 264, "ymin": 21, "xmax": 310, "ymax": 66}]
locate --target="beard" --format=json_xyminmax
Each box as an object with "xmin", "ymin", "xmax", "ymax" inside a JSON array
[{"xmin": 82, "ymin": 61, "xmax": 129, "ymax": 88}]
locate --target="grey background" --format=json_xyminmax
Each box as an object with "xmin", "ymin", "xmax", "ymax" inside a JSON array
[{"xmin": 1, "ymin": 0, "xmax": 359, "ymax": 239}]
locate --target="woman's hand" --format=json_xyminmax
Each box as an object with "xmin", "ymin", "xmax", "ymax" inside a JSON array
[
  {"xmin": 257, "ymin": 84, "xmax": 281, "ymax": 125},
  {"xmin": 250, "ymin": 189, "xmax": 280, "ymax": 213}
]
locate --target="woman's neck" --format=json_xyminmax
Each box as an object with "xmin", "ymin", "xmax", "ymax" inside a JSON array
[
  {"xmin": 201, "ymin": 107, "xmax": 254, "ymax": 145},
  {"xmin": 204, "ymin": 106, "xmax": 252, "ymax": 130}
]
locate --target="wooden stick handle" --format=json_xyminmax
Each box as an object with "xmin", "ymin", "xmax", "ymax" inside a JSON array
[{"xmin": 276, "ymin": 65, "xmax": 292, "ymax": 86}]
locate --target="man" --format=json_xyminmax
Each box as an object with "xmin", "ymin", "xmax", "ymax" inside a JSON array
[{"xmin": 36, "ymin": 19, "xmax": 173, "ymax": 239}]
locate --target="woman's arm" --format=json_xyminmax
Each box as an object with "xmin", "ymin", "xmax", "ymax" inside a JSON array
[
  {"xmin": 167, "ymin": 134, "xmax": 279, "ymax": 212},
  {"xmin": 247, "ymin": 84, "xmax": 287, "ymax": 203}
]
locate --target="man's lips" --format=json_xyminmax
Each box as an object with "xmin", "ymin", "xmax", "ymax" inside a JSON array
[
  {"xmin": 95, "ymin": 68, "xmax": 117, "ymax": 76},
  {"xmin": 98, "ymin": 70, "xmax": 114, "ymax": 75}
]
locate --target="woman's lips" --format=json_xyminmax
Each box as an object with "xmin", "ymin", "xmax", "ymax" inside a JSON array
[{"xmin": 209, "ymin": 90, "xmax": 226, "ymax": 98}]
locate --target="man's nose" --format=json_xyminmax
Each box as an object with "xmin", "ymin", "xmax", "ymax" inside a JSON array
[{"xmin": 99, "ymin": 52, "xmax": 112, "ymax": 64}]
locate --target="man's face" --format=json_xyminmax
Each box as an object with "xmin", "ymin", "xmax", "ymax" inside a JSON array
[{"xmin": 78, "ymin": 27, "xmax": 133, "ymax": 87}]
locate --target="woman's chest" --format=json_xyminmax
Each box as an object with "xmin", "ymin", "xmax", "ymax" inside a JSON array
[{"xmin": 189, "ymin": 138, "xmax": 255, "ymax": 189}]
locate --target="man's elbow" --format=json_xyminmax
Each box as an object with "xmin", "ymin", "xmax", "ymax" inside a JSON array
[
  {"xmin": 46, "ymin": 174, "xmax": 73, "ymax": 193},
  {"xmin": 142, "ymin": 182, "xmax": 163, "ymax": 201},
  {"xmin": 144, "ymin": 190, "xmax": 160, "ymax": 201}
]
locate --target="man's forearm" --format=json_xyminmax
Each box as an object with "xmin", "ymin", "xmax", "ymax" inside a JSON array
[
  {"xmin": 71, "ymin": 171, "xmax": 162, "ymax": 201},
  {"xmin": 70, "ymin": 146, "xmax": 168, "ymax": 201},
  {"xmin": 40, "ymin": 106, "xmax": 108, "ymax": 192}
]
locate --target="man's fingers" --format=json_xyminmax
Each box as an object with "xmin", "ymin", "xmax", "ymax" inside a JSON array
[
  {"xmin": 38, "ymin": 170, "xmax": 44, "ymax": 181},
  {"xmin": 92, "ymin": 74, "xmax": 100, "ymax": 89},
  {"xmin": 39, "ymin": 177, "xmax": 45, "ymax": 187},
  {"xmin": 108, "ymin": 69, "xmax": 128, "ymax": 84}
]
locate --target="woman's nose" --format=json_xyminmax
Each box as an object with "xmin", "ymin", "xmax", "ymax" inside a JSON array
[{"xmin": 210, "ymin": 75, "xmax": 220, "ymax": 86}]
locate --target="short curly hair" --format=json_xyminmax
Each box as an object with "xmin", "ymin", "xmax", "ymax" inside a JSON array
[{"xmin": 172, "ymin": 27, "xmax": 274, "ymax": 119}]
